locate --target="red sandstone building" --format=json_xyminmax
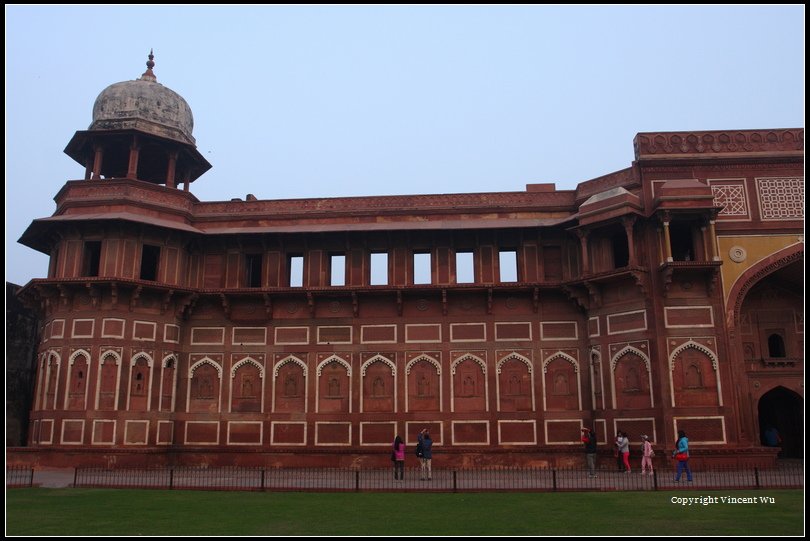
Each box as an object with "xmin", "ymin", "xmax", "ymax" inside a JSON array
[{"xmin": 13, "ymin": 56, "xmax": 804, "ymax": 468}]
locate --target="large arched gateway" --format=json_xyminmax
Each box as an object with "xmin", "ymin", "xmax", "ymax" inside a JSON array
[
  {"xmin": 758, "ymin": 386, "xmax": 803, "ymax": 458},
  {"xmin": 725, "ymin": 246, "xmax": 804, "ymax": 452}
]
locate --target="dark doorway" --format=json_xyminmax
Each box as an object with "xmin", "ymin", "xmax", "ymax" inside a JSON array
[
  {"xmin": 758, "ymin": 386, "xmax": 803, "ymax": 458},
  {"xmin": 610, "ymin": 232, "xmax": 629, "ymax": 269},
  {"xmin": 669, "ymin": 222, "xmax": 695, "ymax": 261}
]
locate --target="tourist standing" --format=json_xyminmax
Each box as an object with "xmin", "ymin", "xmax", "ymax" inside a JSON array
[
  {"xmin": 418, "ymin": 428, "xmax": 433, "ymax": 480},
  {"xmin": 581, "ymin": 427, "xmax": 598, "ymax": 477},
  {"xmin": 640, "ymin": 434, "xmax": 655, "ymax": 475},
  {"xmin": 617, "ymin": 432, "xmax": 631, "ymax": 473},
  {"xmin": 392, "ymin": 435, "xmax": 405, "ymax": 480},
  {"xmin": 672, "ymin": 430, "xmax": 693, "ymax": 482}
]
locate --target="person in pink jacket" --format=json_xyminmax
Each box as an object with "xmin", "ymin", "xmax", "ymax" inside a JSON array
[
  {"xmin": 640, "ymin": 434, "xmax": 655, "ymax": 475},
  {"xmin": 392, "ymin": 435, "xmax": 406, "ymax": 480}
]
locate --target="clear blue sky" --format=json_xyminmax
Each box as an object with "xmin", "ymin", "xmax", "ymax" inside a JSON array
[{"xmin": 5, "ymin": 6, "xmax": 805, "ymax": 286}]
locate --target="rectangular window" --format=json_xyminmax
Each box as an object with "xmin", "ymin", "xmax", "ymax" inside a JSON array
[
  {"xmin": 499, "ymin": 250, "xmax": 518, "ymax": 282},
  {"xmin": 245, "ymin": 253, "xmax": 263, "ymax": 288},
  {"xmin": 83, "ymin": 241, "xmax": 101, "ymax": 277},
  {"xmin": 413, "ymin": 252, "xmax": 432, "ymax": 285},
  {"xmin": 288, "ymin": 255, "xmax": 304, "ymax": 287},
  {"xmin": 370, "ymin": 252, "xmax": 389, "ymax": 285},
  {"xmin": 330, "ymin": 254, "xmax": 346, "ymax": 286},
  {"xmin": 455, "ymin": 251, "xmax": 475, "ymax": 284},
  {"xmin": 140, "ymin": 244, "xmax": 161, "ymax": 281}
]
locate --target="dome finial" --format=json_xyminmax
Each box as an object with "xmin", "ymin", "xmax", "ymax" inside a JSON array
[{"xmin": 140, "ymin": 49, "xmax": 157, "ymax": 82}]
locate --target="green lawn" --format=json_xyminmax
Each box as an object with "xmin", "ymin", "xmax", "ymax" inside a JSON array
[{"xmin": 6, "ymin": 489, "xmax": 804, "ymax": 536}]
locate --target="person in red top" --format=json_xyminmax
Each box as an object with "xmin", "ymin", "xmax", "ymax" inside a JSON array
[{"xmin": 581, "ymin": 427, "xmax": 598, "ymax": 478}]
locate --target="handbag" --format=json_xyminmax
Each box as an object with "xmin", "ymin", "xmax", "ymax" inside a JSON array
[
  {"xmin": 650, "ymin": 450, "xmax": 656, "ymax": 458},
  {"xmin": 675, "ymin": 452, "xmax": 688, "ymax": 461}
]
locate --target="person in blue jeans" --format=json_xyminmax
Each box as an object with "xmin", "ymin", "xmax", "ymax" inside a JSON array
[
  {"xmin": 672, "ymin": 430, "xmax": 693, "ymax": 482},
  {"xmin": 418, "ymin": 428, "xmax": 433, "ymax": 480}
]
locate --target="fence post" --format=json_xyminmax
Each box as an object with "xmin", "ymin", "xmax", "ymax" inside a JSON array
[
  {"xmin": 29, "ymin": 468, "xmax": 35, "ymax": 488},
  {"xmin": 355, "ymin": 470, "xmax": 360, "ymax": 492},
  {"xmin": 552, "ymin": 469, "xmax": 557, "ymax": 492},
  {"xmin": 453, "ymin": 470, "xmax": 458, "ymax": 493},
  {"xmin": 754, "ymin": 467, "xmax": 760, "ymax": 489},
  {"xmin": 73, "ymin": 468, "xmax": 78, "ymax": 488},
  {"xmin": 169, "ymin": 468, "xmax": 174, "ymax": 490},
  {"xmin": 653, "ymin": 469, "xmax": 658, "ymax": 491},
  {"xmin": 261, "ymin": 469, "xmax": 266, "ymax": 491}
]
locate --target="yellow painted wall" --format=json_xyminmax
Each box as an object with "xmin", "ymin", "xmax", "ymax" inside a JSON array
[{"xmin": 717, "ymin": 234, "xmax": 804, "ymax": 306}]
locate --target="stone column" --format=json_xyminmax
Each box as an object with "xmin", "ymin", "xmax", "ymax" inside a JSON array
[
  {"xmin": 127, "ymin": 136, "xmax": 140, "ymax": 179},
  {"xmin": 576, "ymin": 229, "xmax": 590, "ymax": 275},
  {"xmin": 662, "ymin": 215, "xmax": 673, "ymax": 263},
  {"xmin": 84, "ymin": 156, "xmax": 93, "ymax": 180},
  {"xmin": 91, "ymin": 145, "xmax": 104, "ymax": 180},
  {"xmin": 166, "ymin": 150, "xmax": 178, "ymax": 189},
  {"xmin": 707, "ymin": 218, "xmax": 719, "ymax": 261},
  {"xmin": 622, "ymin": 216, "xmax": 637, "ymax": 266}
]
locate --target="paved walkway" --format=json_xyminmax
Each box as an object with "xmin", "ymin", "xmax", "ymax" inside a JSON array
[
  {"xmin": 14, "ymin": 461, "xmax": 803, "ymax": 491},
  {"xmin": 31, "ymin": 468, "xmax": 74, "ymax": 488}
]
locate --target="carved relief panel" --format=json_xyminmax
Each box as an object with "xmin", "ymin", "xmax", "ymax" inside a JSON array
[
  {"xmin": 66, "ymin": 352, "xmax": 89, "ymax": 410},
  {"xmin": 361, "ymin": 357, "xmax": 395, "ymax": 413},
  {"xmin": 231, "ymin": 359, "xmax": 263, "ymax": 413},
  {"xmin": 452, "ymin": 355, "xmax": 487, "ymax": 412},
  {"xmin": 407, "ymin": 356, "xmax": 441, "ymax": 412},
  {"xmin": 543, "ymin": 355, "xmax": 579, "ymax": 411},
  {"xmin": 613, "ymin": 351, "xmax": 652, "ymax": 409},
  {"xmin": 274, "ymin": 356, "xmax": 307, "ymax": 413},
  {"xmin": 159, "ymin": 356, "xmax": 177, "ymax": 412},
  {"xmin": 497, "ymin": 355, "xmax": 533, "ymax": 412},
  {"xmin": 317, "ymin": 357, "xmax": 350, "ymax": 413},
  {"xmin": 97, "ymin": 352, "xmax": 120, "ymax": 411},
  {"xmin": 128, "ymin": 355, "xmax": 151, "ymax": 411},
  {"xmin": 189, "ymin": 360, "xmax": 221, "ymax": 413}
]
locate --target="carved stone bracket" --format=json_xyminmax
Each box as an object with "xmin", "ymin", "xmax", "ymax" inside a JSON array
[
  {"xmin": 263, "ymin": 293, "xmax": 273, "ymax": 319},
  {"xmin": 583, "ymin": 281, "xmax": 602, "ymax": 308},
  {"xmin": 352, "ymin": 292, "xmax": 359, "ymax": 317},
  {"xmin": 58, "ymin": 284, "xmax": 72, "ymax": 307},
  {"xmin": 532, "ymin": 287, "xmax": 540, "ymax": 313},
  {"xmin": 161, "ymin": 289, "xmax": 174, "ymax": 314},
  {"xmin": 441, "ymin": 289, "xmax": 448, "ymax": 316},
  {"xmin": 129, "ymin": 285, "xmax": 142, "ymax": 311},
  {"xmin": 110, "ymin": 282, "xmax": 119, "ymax": 307},
  {"xmin": 707, "ymin": 267, "xmax": 720, "ymax": 298},
  {"xmin": 630, "ymin": 270, "xmax": 650, "ymax": 297},
  {"xmin": 306, "ymin": 292, "xmax": 315, "ymax": 317},
  {"xmin": 562, "ymin": 285, "xmax": 589, "ymax": 311},
  {"xmin": 661, "ymin": 266, "xmax": 675, "ymax": 298},
  {"xmin": 396, "ymin": 290, "xmax": 403, "ymax": 316},
  {"xmin": 487, "ymin": 288, "xmax": 493, "ymax": 315},
  {"xmin": 220, "ymin": 293, "xmax": 231, "ymax": 320},
  {"xmin": 85, "ymin": 283, "xmax": 101, "ymax": 308},
  {"xmin": 177, "ymin": 293, "xmax": 198, "ymax": 320}
]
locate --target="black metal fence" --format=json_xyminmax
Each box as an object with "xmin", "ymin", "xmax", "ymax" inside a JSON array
[
  {"xmin": 6, "ymin": 467, "xmax": 34, "ymax": 488},
  {"xmin": 57, "ymin": 463, "xmax": 803, "ymax": 492}
]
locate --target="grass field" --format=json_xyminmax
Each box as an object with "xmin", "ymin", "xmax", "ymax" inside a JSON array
[{"xmin": 6, "ymin": 488, "xmax": 804, "ymax": 536}]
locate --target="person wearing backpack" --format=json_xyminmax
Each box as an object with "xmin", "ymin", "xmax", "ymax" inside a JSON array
[{"xmin": 417, "ymin": 428, "xmax": 433, "ymax": 480}]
